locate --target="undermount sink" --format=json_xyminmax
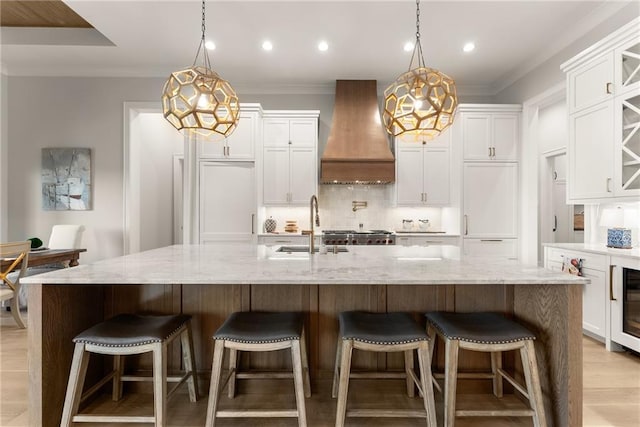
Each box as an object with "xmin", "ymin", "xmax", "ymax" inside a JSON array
[{"xmin": 276, "ymin": 245, "xmax": 349, "ymax": 253}]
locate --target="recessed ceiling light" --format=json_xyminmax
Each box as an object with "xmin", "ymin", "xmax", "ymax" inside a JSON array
[
  {"xmin": 318, "ymin": 41, "xmax": 329, "ymax": 52},
  {"xmin": 262, "ymin": 40, "xmax": 273, "ymax": 51},
  {"xmin": 403, "ymin": 42, "xmax": 414, "ymax": 52},
  {"xmin": 205, "ymin": 40, "xmax": 216, "ymax": 50},
  {"xmin": 463, "ymin": 42, "xmax": 475, "ymax": 53}
]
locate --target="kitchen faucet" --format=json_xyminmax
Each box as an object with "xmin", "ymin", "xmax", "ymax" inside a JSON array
[{"xmin": 309, "ymin": 195, "xmax": 320, "ymax": 254}]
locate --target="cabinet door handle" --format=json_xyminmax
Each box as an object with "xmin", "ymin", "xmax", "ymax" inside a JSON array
[
  {"xmin": 464, "ymin": 215, "xmax": 468, "ymax": 235},
  {"xmin": 488, "ymin": 147, "xmax": 492, "ymax": 158},
  {"xmin": 606, "ymin": 82, "xmax": 613, "ymax": 94},
  {"xmin": 491, "ymin": 147, "xmax": 496, "ymax": 158},
  {"xmin": 553, "ymin": 215, "xmax": 557, "ymax": 232},
  {"xmin": 480, "ymin": 239, "xmax": 503, "ymax": 242},
  {"xmin": 553, "ymin": 171, "xmax": 558, "ymax": 181},
  {"xmin": 606, "ymin": 178, "xmax": 612, "ymax": 193},
  {"xmin": 609, "ymin": 265, "xmax": 617, "ymax": 301},
  {"xmin": 251, "ymin": 214, "xmax": 255, "ymax": 234}
]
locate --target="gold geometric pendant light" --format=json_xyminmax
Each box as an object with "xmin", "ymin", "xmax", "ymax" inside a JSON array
[
  {"xmin": 162, "ymin": 0, "xmax": 239, "ymax": 138},
  {"xmin": 383, "ymin": 0, "xmax": 458, "ymax": 140}
]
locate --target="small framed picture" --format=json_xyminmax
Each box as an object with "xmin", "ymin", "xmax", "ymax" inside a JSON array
[{"xmin": 561, "ymin": 256, "xmax": 583, "ymax": 276}]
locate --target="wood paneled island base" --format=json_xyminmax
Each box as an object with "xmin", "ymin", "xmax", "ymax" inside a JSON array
[{"xmin": 24, "ymin": 244, "xmax": 585, "ymax": 426}]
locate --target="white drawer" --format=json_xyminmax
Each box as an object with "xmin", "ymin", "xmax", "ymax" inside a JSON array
[
  {"xmin": 258, "ymin": 235, "xmax": 310, "ymax": 246},
  {"xmin": 463, "ymin": 239, "xmax": 518, "ymax": 259},
  {"xmin": 546, "ymin": 248, "xmax": 607, "ymax": 272},
  {"xmin": 397, "ymin": 235, "xmax": 460, "ymax": 247}
]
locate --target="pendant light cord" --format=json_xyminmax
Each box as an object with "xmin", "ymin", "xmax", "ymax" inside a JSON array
[
  {"xmin": 408, "ymin": 0, "xmax": 426, "ymax": 72},
  {"xmin": 192, "ymin": 0, "xmax": 212, "ymax": 70}
]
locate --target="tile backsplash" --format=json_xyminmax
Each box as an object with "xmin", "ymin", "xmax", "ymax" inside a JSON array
[{"xmin": 260, "ymin": 185, "xmax": 460, "ymax": 234}]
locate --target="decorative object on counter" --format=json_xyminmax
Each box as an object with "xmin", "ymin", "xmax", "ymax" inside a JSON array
[
  {"xmin": 263, "ymin": 216, "xmax": 277, "ymax": 233},
  {"xmin": 418, "ymin": 219, "xmax": 430, "ymax": 230},
  {"xmin": 161, "ymin": 0, "xmax": 239, "ymax": 138},
  {"xmin": 351, "ymin": 200, "xmax": 367, "ymax": 212},
  {"xmin": 382, "ymin": 0, "xmax": 458, "ymax": 140},
  {"xmin": 27, "ymin": 237, "xmax": 43, "ymax": 249},
  {"xmin": 402, "ymin": 219, "xmax": 414, "ymax": 230},
  {"xmin": 561, "ymin": 256, "xmax": 583, "ymax": 276},
  {"xmin": 284, "ymin": 220, "xmax": 298, "ymax": 233},
  {"xmin": 42, "ymin": 148, "xmax": 91, "ymax": 211},
  {"xmin": 600, "ymin": 207, "xmax": 633, "ymax": 249}
]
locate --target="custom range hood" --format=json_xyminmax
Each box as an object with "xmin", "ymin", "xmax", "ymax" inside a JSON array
[{"xmin": 320, "ymin": 80, "xmax": 395, "ymax": 184}]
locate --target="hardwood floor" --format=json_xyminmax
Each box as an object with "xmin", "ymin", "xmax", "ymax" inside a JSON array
[{"xmin": 1, "ymin": 310, "xmax": 638, "ymax": 426}]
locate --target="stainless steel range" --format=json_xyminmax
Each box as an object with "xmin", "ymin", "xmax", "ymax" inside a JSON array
[{"xmin": 322, "ymin": 230, "xmax": 395, "ymax": 245}]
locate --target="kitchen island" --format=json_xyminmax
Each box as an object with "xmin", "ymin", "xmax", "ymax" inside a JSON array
[{"xmin": 24, "ymin": 244, "xmax": 588, "ymax": 426}]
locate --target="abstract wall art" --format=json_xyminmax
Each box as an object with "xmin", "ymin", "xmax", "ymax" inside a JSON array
[{"xmin": 42, "ymin": 148, "xmax": 92, "ymax": 210}]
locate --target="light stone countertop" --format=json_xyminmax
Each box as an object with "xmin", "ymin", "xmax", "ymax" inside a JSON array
[
  {"xmin": 22, "ymin": 244, "xmax": 589, "ymax": 286},
  {"xmin": 544, "ymin": 243, "xmax": 640, "ymax": 260}
]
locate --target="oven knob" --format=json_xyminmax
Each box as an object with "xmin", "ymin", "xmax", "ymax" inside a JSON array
[
  {"xmin": 388, "ymin": 239, "xmax": 394, "ymax": 245},
  {"xmin": 352, "ymin": 239, "xmax": 357, "ymax": 245},
  {"xmin": 367, "ymin": 239, "xmax": 372, "ymax": 244},
  {"xmin": 376, "ymin": 239, "xmax": 381, "ymax": 244}
]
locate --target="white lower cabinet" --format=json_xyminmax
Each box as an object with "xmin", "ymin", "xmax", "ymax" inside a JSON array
[
  {"xmin": 463, "ymin": 239, "xmax": 518, "ymax": 259},
  {"xmin": 544, "ymin": 247, "xmax": 607, "ymax": 340},
  {"xmin": 199, "ymin": 162, "xmax": 256, "ymax": 244}
]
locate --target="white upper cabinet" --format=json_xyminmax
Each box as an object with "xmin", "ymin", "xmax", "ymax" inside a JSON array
[
  {"xmin": 568, "ymin": 102, "xmax": 614, "ymax": 200},
  {"xmin": 395, "ymin": 128, "xmax": 451, "ymax": 206},
  {"xmin": 262, "ymin": 111, "xmax": 319, "ymax": 205},
  {"xmin": 263, "ymin": 117, "xmax": 317, "ymax": 148},
  {"xmin": 567, "ymin": 53, "xmax": 614, "ymax": 114},
  {"xmin": 198, "ymin": 104, "xmax": 261, "ymax": 160},
  {"xmin": 562, "ymin": 17, "xmax": 639, "ymax": 203},
  {"xmin": 461, "ymin": 111, "xmax": 519, "ymax": 161}
]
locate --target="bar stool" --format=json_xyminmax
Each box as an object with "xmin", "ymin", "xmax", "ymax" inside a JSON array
[
  {"xmin": 333, "ymin": 311, "xmax": 437, "ymax": 427},
  {"xmin": 425, "ymin": 311, "xmax": 547, "ymax": 427},
  {"xmin": 205, "ymin": 311, "xmax": 311, "ymax": 427},
  {"xmin": 61, "ymin": 313, "xmax": 198, "ymax": 426}
]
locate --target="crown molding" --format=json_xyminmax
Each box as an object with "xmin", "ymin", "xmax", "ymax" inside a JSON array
[{"xmin": 491, "ymin": 0, "xmax": 633, "ymax": 95}]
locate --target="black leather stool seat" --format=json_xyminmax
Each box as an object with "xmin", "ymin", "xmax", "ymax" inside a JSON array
[
  {"xmin": 339, "ymin": 311, "xmax": 428, "ymax": 345},
  {"xmin": 425, "ymin": 312, "xmax": 535, "ymax": 344},
  {"xmin": 214, "ymin": 311, "xmax": 304, "ymax": 343},
  {"xmin": 73, "ymin": 313, "xmax": 191, "ymax": 347}
]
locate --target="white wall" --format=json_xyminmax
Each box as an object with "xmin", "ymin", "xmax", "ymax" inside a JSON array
[
  {"xmin": 538, "ymin": 100, "xmax": 567, "ymax": 154},
  {"xmin": 7, "ymin": 77, "xmax": 166, "ymax": 262},
  {"xmin": 494, "ymin": 2, "xmax": 640, "ymax": 103}
]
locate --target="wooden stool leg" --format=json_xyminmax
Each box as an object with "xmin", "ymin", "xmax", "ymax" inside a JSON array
[
  {"xmin": 490, "ymin": 351, "xmax": 503, "ymax": 398},
  {"xmin": 181, "ymin": 325, "xmax": 199, "ymax": 402},
  {"xmin": 152, "ymin": 343, "xmax": 168, "ymax": 427},
  {"xmin": 112, "ymin": 355, "xmax": 124, "ymax": 401},
  {"xmin": 331, "ymin": 338, "xmax": 342, "ymax": 399},
  {"xmin": 417, "ymin": 341, "xmax": 438, "ymax": 427},
  {"xmin": 521, "ymin": 341, "xmax": 548, "ymax": 427},
  {"xmin": 291, "ymin": 339, "xmax": 308, "ymax": 427},
  {"xmin": 404, "ymin": 350, "xmax": 415, "ymax": 397},
  {"xmin": 444, "ymin": 339, "xmax": 459, "ymax": 427},
  {"xmin": 61, "ymin": 343, "xmax": 90, "ymax": 427},
  {"xmin": 228, "ymin": 348, "xmax": 238, "ymax": 398},
  {"xmin": 205, "ymin": 339, "xmax": 225, "ymax": 427},
  {"xmin": 335, "ymin": 339, "xmax": 353, "ymax": 427},
  {"xmin": 300, "ymin": 328, "xmax": 312, "ymax": 398}
]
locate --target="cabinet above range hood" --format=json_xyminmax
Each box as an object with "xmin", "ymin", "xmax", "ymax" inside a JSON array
[{"xmin": 320, "ymin": 80, "xmax": 395, "ymax": 184}]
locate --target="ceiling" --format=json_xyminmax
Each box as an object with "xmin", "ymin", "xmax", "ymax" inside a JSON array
[{"xmin": 0, "ymin": 1, "xmax": 635, "ymax": 95}]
